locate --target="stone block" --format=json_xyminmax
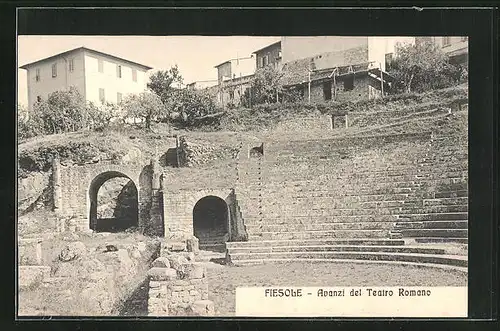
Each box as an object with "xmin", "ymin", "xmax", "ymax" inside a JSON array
[
  {"xmin": 168, "ymin": 241, "xmax": 187, "ymax": 252},
  {"xmin": 148, "ymin": 267, "xmax": 178, "ymax": 281},
  {"xmin": 186, "ymin": 236, "xmax": 199, "ymax": 254},
  {"xmin": 149, "ymin": 281, "xmax": 162, "ymax": 288},
  {"xmin": 152, "ymin": 257, "xmax": 171, "ymax": 268},
  {"xmin": 167, "ymin": 255, "xmax": 189, "ymax": 270},
  {"xmin": 176, "ymin": 262, "xmax": 205, "ymax": 280},
  {"xmin": 58, "ymin": 241, "xmax": 86, "ymax": 262},
  {"xmin": 189, "ymin": 300, "xmax": 214, "ymax": 316}
]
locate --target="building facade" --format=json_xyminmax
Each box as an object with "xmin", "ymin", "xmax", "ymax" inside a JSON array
[
  {"xmin": 186, "ymin": 80, "xmax": 219, "ymax": 90},
  {"xmin": 20, "ymin": 47, "xmax": 152, "ymax": 111},
  {"xmin": 415, "ymin": 36, "xmax": 468, "ymax": 67},
  {"xmin": 281, "ymin": 36, "xmax": 415, "ymax": 72},
  {"xmin": 214, "ymin": 57, "xmax": 255, "ymax": 83},
  {"xmin": 253, "ymin": 41, "xmax": 282, "ymax": 70}
]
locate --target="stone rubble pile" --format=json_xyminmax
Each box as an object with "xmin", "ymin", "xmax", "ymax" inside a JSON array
[
  {"xmin": 147, "ymin": 236, "xmax": 214, "ymax": 316},
  {"xmin": 178, "ymin": 136, "xmax": 238, "ymax": 167}
]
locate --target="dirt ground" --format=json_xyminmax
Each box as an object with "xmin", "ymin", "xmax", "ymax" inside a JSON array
[{"xmin": 205, "ymin": 261, "xmax": 468, "ymax": 316}]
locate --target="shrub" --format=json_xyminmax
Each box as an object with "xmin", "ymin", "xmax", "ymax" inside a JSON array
[
  {"xmin": 121, "ymin": 92, "xmax": 166, "ymax": 129},
  {"xmin": 165, "ymin": 88, "xmax": 221, "ymax": 128},
  {"xmin": 389, "ymin": 40, "xmax": 465, "ymax": 93}
]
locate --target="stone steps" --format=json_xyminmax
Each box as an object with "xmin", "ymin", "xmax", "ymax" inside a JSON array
[
  {"xmin": 227, "ymin": 244, "xmax": 446, "ymax": 255},
  {"xmin": 414, "ymin": 237, "xmax": 468, "ymax": 244},
  {"xmin": 228, "ymin": 251, "xmax": 467, "ymax": 268},
  {"xmin": 399, "ymin": 228, "xmax": 468, "ymax": 238},
  {"xmin": 226, "ymin": 238, "xmax": 405, "ymax": 248},
  {"xmin": 402, "ymin": 212, "xmax": 468, "ymax": 221},
  {"xmin": 244, "ymin": 221, "xmax": 396, "ymax": 232},
  {"xmin": 394, "ymin": 220, "xmax": 468, "ymax": 229},
  {"xmin": 227, "ymin": 258, "xmax": 468, "ymax": 272},
  {"xmin": 248, "ymin": 229, "xmax": 390, "ymax": 241},
  {"xmin": 241, "ymin": 205, "xmax": 467, "ymax": 218}
]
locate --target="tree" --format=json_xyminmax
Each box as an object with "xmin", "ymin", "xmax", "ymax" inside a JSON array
[
  {"xmin": 165, "ymin": 88, "xmax": 220, "ymax": 127},
  {"xmin": 389, "ymin": 40, "xmax": 461, "ymax": 93},
  {"xmin": 35, "ymin": 87, "xmax": 88, "ymax": 134},
  {"xmin": 147, "ymin": 65, "xmax": 184, "ymax": 104},
  {"xmin": 121, "ymin": 92, "xmax": 166, "ymax": 129},
  {"xmin": 247, "ymin": 65, "xmax": 285, "ymax": 105}
]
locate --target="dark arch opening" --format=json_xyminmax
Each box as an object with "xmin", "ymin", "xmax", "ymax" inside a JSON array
[
  {"xmin": 192, "ymin": 196, "xmax": 229, "ymax": 252},
  {"xmin": 89, "ymin": 171, "xmax": 139, "ymax": 232}
]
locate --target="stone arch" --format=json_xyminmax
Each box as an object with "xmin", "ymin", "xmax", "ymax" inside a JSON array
[
  {"xmin": 88, "ymin": 170, "xmax": 139, "ymax": 232},
  {"xmin": 192, "ymin": 195, "xmax": 230, "ymax": 252}
]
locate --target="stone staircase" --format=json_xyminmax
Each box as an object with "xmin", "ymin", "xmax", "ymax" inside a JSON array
[{"xmin": 229, "ymin": 129, "xmax": 467, "ymax": 269}]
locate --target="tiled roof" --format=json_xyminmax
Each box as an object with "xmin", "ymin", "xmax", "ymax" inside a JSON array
[{"xmin": 20, "ymin": 46, "xmax": 153, "ymax": 70}]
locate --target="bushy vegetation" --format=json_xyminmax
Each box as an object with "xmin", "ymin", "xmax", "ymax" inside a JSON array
[
  {"xmin": 121, "ymin": 92, "xmax": 166, "ymax": 129},
  {"xmin": 165, "ymin": 88, "xmax": 221, "ymax": 128},
  {"xmin": 18, "ymin": 87, "xmax": 120, "ymax": 141},
  {"xmin": 389, "ymin": 40, "xmax": 467, "ymax": 93}
]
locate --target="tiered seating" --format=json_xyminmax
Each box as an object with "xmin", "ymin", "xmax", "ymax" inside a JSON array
[{"xmin": 229, "ymin": 127, "xmax": 468, "ymax": 269}]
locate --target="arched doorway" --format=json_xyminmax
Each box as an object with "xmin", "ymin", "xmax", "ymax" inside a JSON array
[
  {"xmin": 192, "ymin": 196, "xmax": 229, "ymax": 252},
  {"xmin": 88, "ymin": 171, "xmax": 139, "ymax": 232}
]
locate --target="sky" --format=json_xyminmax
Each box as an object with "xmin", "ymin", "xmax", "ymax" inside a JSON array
[{"xmin": 17, "ymin": 35, "xmax": 281, "ymax": 106}]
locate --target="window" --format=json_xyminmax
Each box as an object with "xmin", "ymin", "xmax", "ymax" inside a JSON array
[
  {"xmin": 132, "ymin": 68, "xmax": 137, "ymax": 82},
  {"xmin": 117, "ymin": 65, "xmax": 122, "ymax": 78},
  {"xmin": 344, "ymin": 75, "xmax": 354, "ymax": 91},
  {"xmin": 99, "ymin": 88, "xmax": 105, "ymax": 103},
  {"xmin": 259, "ymin": 57, "xmax": 264, "ymax": 68},
  {"xmin": 442, "ymin": 36, "xmax": 451, "ymax": 47},
  {"xmin": 263, "ymin": 55, "xmax": 269, "ymax": 66},
  {"xmin": 98, "ymin": 59, "xmax": 104, "ymax": 73},
  {"xmin": 385, "ymin": 53, "xmax": 394, "ymax": 71},
  {"xmin": 278, "ymin": 51, "xmax": 282, "ymax": 58},
  {"xmin": 229, "ymin": 90, "xmax": 234, "ymax": 100},
  {"xmin": 52, "ymin": 63, "xmax": 57, "ymax": 78},
  {"xmin": 323, "ymin": 81, "xmax": 332, "ymax": 101},
  {"xmin": 35, "ymin": 68, "xmax": 40, "ymax": 82},
  {"xmin": 117, "ymin": 92, "xmax": 122, "ymax": 104},
  {"xmin": 69, "ymin": 58, "xmax": 74, "ymax": 72}
]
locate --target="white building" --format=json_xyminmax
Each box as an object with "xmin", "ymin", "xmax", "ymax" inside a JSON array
[{"xmin": 20, "ymin": 46, "xmax": 153, "ymax": 111}]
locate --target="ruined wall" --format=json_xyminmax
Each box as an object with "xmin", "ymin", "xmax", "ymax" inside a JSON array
[
  {"xmin": 177, "ymin": 136, "xmax": 239, "ymax": 168},
  {"xmin": 55, "ymin": 161, "xmax": 157, "ymax": 233},
  {"xmin": 147, "ymin": 241, "xmax": 214, "ymax": 316},
  {"xmin": 162, "ymin": 189, "xmax": 233, "ymax": 241}
]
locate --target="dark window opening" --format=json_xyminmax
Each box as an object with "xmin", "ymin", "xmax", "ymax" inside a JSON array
[
  {"xmin": 52, "ymin": 63, "xmax": 57, "ymax": 78},
  {"xmin": 323, "ymin": 81, "xmax": 332, "ymax": 100},
  {"xmin": 344, "ymin": 75, "xmax": 354, "ymax": 91},
  {"xmin": 385, "ymin": 53, "xmax": 394, "ymax": 71},
  {"xmin": 160, "ymin": 148, "xmax": 179, "ymax": 167},
  {"xmin": 250, "ymin": 143, "xmax": 264, "ymax": 158}
]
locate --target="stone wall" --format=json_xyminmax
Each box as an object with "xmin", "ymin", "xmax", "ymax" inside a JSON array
[
  {"xmin": 147, "ymin": 240, "xmax": 214, "ymax": 316},
  {"xmin": 162, "ymin": 188, "xmax": 234, "ymax": 241},
  {"xmin": 55, "ymin": 160, "xmax": 160, "ymax": 233},
  {"xmin": 272, "ymin": 115, "xmax": 332, "ymax": 133}
]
